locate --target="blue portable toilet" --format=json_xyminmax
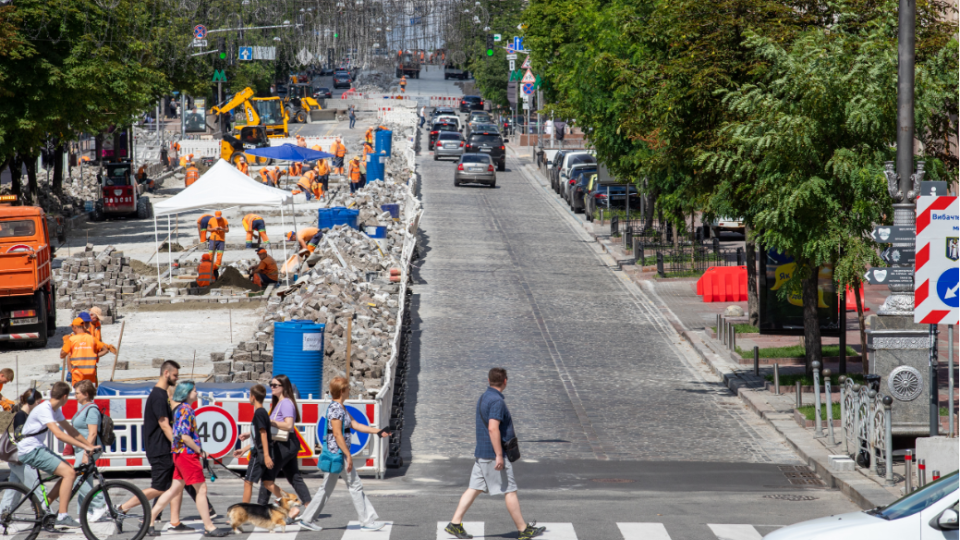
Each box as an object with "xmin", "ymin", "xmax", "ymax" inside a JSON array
[{"xmin": 273, "ymin": 320, "xmax": 325, "ymax": 399}]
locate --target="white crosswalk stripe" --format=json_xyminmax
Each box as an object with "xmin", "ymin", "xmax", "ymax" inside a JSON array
[
  {"xmin": 341, "ymin": 520, "xmax": 393, "ymax": 539},
  {"xmin": 248, "ymin": 522, "xmax": 301, "ymax": 540},
  {"xmin": 617, "ymin": 522, "xmax": 671, "ymax": 540},
  {"xmin": 708, "ymin": 524, "xmax": 764, "ymax": 540},
  {"xmin": 437, "ymin": 521, "xmax": 485, "ymax": 539},
  {"xmin": 536, "ymin": 523, "xmax": 578, "ymax": 540}
]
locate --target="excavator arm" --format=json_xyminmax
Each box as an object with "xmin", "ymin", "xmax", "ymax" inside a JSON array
[{"xmin": 211, "ymin": 87, "xmax": 260, "ymax": 127}]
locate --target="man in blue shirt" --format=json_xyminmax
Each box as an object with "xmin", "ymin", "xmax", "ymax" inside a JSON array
[{"xmin": 443, "ymin": 368, "xmax": 545, "ymax": 540}]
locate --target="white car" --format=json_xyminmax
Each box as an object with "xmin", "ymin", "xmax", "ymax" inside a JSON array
[
  {"xmin": 765, "ymin": 471, "xmax": 958, "ymax": 539},
  {"xmin": 435, "ymin": 115, "xmax": 462, "ymax": 132}
]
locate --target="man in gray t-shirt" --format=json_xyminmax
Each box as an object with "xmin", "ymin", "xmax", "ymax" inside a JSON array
[{"xmin": 443, "ymin": 368, "xmax": 545, "ymax": 540}]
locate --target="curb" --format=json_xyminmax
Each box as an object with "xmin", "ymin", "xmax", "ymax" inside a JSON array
[{"xmin": 518, "ymin": 155, "xmax": 900, "ymax": 511}]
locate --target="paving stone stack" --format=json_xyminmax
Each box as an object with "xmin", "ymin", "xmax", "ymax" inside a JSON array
[{"xmin": 53, "ymin": 244, "xmax": 145, "ymax": 316}]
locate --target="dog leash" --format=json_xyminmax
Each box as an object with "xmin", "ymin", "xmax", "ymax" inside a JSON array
[{"xmin": 205, "ymin": 456, "xmax": 247, "ymax": 482}]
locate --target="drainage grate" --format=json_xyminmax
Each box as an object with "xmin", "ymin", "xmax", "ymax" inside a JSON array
[
  {"xmin": 778, "ymin": 465, "xmax": 826, "ymax": 486},
  {"xmin": 592, "ymin": 478, "xmax": 634, "ymax": 484},
  {"xmin": 763, "ymin": 494, "xmax": 819, "ymax": 501}
]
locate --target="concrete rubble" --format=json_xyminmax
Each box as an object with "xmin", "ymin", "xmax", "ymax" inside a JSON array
[{"xmin": 53, "ymin": 244, "xmax": 146, "ymax": 318}]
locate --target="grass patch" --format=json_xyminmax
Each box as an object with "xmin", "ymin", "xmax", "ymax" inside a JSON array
[
  {"xmin": 736, "ymin": 344, "xmax": 858, "ymax": 359},
  {"xmin": 655, "ymin": 270, "xmax": 705, "ymax": 279},
  {"xmin": 797, "ymin": 403, "xmax": 841, "ymax": 421},
  {"xmin": 712, "ymin": 324, "xmax": 759, "ymax": 334},
  {"xmin": 765, "ymin": 373, "xmax": 866, "ymax": 386}
]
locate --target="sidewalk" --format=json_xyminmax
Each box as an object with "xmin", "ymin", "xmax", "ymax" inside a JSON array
[{"xmin": 514, "ymin": 153, "xmax": 956, "ymax": 510}]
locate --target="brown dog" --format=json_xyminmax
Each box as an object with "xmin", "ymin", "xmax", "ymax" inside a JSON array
[{"xmin": 226, "ymin": 492, "xmax": 301, "ymax": 533}]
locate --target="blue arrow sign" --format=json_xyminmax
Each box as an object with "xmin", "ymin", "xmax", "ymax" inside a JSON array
[
  {"xmin": 513, "ymin": 36, "xmax": 524, "ymax": 52},
  {"xmin": 937, "ymin": 267, "xmax": 959, "ymax": 308},
  {"xmin": 238, "ymin": 47, "xmax": 252, "ymax": 61},
  {"xmin": 316, "ymin": 404, "xmax": 371, "ymax": 456}
]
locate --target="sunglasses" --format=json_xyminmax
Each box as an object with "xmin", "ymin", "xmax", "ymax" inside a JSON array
[{"xmin": 270, "ymin": 383, "xmax": 281, "ymax": 388}]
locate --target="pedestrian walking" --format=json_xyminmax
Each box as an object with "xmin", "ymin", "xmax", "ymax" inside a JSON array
[
  {"xmin": 444, "ymin": 368, "xmax": 544, "ymax": 540},
  {"xmin": 255, "ymin": 375, "xmax": 312, "ymax": 516},
  {"xmin": 298, "ymin": 377, "xmax": 390, "ymax": 532},
  {"xmin": 147, "ymin": 380, "xmax": 229, "ymax": 537},
  {"xmin": 348, "ymin": 106, "xmax": 357, "ymax": 129},
  {"xmin": 71, "ymin": 381, "xmax": 106, "ymax": 520},
  {"xmin": 419, "ymin": 105, "xmax": 427, "ymax": 128},
  {"xmin": 233, "ymin": 385, "xmax": 272, "ymax": 503}
]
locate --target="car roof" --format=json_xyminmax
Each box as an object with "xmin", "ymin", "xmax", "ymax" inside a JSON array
[{"xmin": 463, "ymin": 95, "xmax": 482, "ymax": 99}]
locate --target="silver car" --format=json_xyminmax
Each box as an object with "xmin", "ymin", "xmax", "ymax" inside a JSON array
[
  {"xmin": 434, "ymin": 132, "xmax": 464, "ymax": 161},
  {"xmin": 454, "ymin": 154, "xmax": 496, "ymax": 187}
]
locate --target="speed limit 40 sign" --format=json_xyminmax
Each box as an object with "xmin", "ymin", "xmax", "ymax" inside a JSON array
[{"xmin": 194, "ymin": 406, "xmax": 238, "ymax": 459}]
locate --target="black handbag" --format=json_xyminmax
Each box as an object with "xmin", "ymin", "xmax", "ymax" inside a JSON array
[{"xmin": 479, "ymin": 398, "xmax": 521, "ymax": 463}]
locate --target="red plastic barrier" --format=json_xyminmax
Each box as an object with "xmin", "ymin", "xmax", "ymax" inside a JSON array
[
  {"xmin": 844, "ymin": 285, "xmax": 869, "ymax": 312},
  {"xmin": 696, "ymin": 266, "xmax": 747, "ymax": 302}
]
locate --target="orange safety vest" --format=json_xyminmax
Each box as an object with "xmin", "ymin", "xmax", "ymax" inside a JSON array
[
  {"xmin": 208, "ymin": 217, "xmax": 228, "ymax": 242},
  {"xmin": 348, "ymin": 160, "xmax": 361, "ymax": 182},
  {"xmin": 185, "ymin": 167, "xmax": 200, "ymax": 186},
  {"xmin": 259, "ymin": 168, "xmax": 271, "ymax": 184},
  {"xmin": 289, "ymin": 162, "xmax": 303, "ymax": 176},
  {"xmin": 315, "ymin": 160, "xmax": 330, "ymax": 176},
  {"xmin": 196, "ymin": 260, "xmax": 215, "ymax": 287},
  {"xmin": 256, "ymin": 256, "xmax": 279, "ymax": 281},
  {"xmin": 362, "ymin": 143, "xmax": 373, "ymax": 163},
  {"xmin": 297, "ymin": 227, "xmax": 320, "ymax": 247},
  {"xmin": 297, "ymin": 174, "xmax": 315, "ymax": 191},
  {"xmin": 63, "ymin": 334, "xmax": 102, "ymax": 386},
  {"xmin": 237, "ymin": 161, "xmax": 249, "ymax": 176},
  {"xmin": 242, "ymin": 214, "xmax": 264, "ymax": 232},
  {"xmin": 364, "ymin": 130, "xmax": 374, "ymax": 145},
  {"xmin": 310, "ymin": 144, "xmax": 323, "ymax": 153},
  {"xmin": 331, "ymin": 141, "xmax": 346, "ymax": 158},
  {"xmin": 179, "ymin": 156, "xmax": 188, "ymax": 167},
  {"xmin": 90, "ymin": 321, "xmax": 101, "ymax": 343}
]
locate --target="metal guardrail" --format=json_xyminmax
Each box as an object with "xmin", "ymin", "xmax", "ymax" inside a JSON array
[{"xmin": 841, "ymin": 376, "xmax": 893, "ymax": 483}]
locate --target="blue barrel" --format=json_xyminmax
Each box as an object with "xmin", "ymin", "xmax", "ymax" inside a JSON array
[
  {"xmin": 273, "ymin": 320, "xmax": 325, "ymax": 399},
  {"xmin": 381, "ymin": 203, "xmax": 400, "ymax": 220},
  {"xmin": 367, "ymin": 152, "xmax": 384, "ymax": 182},
  {"xmin": 318, "ymin": 207, "xmax": 359, "ymax": 229},
  {"xmin": 363, "ymin": 225, "xmax": 386, "ymax": 239},
  {"xmin": 375, "ymin": 130, "xmax": 392, "ymax": 157}
]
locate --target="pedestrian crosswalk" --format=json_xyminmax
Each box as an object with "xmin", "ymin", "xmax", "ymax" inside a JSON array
[{"xmin": 435, "ymin": 521, "xmax": 767, "ymax": 540}]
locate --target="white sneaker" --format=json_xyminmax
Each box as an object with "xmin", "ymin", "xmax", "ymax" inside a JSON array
[
  {"xmin": 87, "ymin": 507, "xmax": 108, "ymax": 523},
  {"xmin": 360, "ymin": 522, "xmax": 386, "ymax": 532},
  {"xmin": 298, "ymin": 520, "xmax": 323, "ymax": 532}
]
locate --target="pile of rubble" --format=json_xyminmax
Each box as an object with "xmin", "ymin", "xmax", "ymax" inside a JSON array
[
  {"xmin": 53, "ymin": 244, "xmax": 146, "ymax": 318},
  {"xmin": 353, "ymin": 70, "xmax": 397, "ymax": 93}
]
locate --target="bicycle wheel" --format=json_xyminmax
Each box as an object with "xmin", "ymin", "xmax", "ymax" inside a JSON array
[
  {"xmin": 80, "ymin": 481, "xmax": 149, "ymax": 540},
  {"xmin": 0, "ymin": 481, "xmax": 44, "ymax": 540}
]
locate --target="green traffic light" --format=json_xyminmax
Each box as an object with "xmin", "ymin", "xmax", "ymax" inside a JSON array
[
  {"xmin": 220, "ymin": 52, "xmax": 226, "ymax": 59},
  {"xmin": 486, "ymin": 49, "xmax": 493, "ymax": 56},
  {"xmin": 334, "ymin": 33, "xmax": 339, "ymax": 38}
]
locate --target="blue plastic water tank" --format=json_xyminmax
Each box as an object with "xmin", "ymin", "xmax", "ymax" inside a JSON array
[
  {"xmin": 367, "ymin": 153, "xmax": 384, "ymax": 182},
  {"xmin": 318, "ymin": 207, "xmax": 359, "ymax": 229},
  {"xmin": 375, "ymin": 130, "xmax": 392, "ymax": 157},
  {"xmin": 273, "ymin": 320, "xmax": 325, "ymax": 399}
]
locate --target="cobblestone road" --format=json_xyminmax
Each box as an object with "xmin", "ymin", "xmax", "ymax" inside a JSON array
[{"xmin": 404, "ymin": 140, "xmax": 801, "ymax": 465}]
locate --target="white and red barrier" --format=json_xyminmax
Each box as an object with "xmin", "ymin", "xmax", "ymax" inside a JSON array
[{"xmin": 429, "ymin": 96, "xmax": 461, "ymax": 108}]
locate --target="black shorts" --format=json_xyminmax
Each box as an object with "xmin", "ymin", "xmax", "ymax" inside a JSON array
[
  {"xmin": 245, "ymin": 457, "xmax": 265, "ymax": 484},
  {"xmin": 148, "ymin": 453, "xmax": 175, "ymax": 491}
]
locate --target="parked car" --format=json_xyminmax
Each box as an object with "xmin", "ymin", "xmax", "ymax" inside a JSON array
[
  {"xmin": 557, "ymin": 152, "xmax": 596, "ymax": 195},
  {"xmin": 433, "ymin": 132, "xmax": 464, "ymax": 161},
  {"xmin": 313, "ymin": 87, "xmax": 332, "ymax": 99},
  {"xmin": 454, "ymin": 153, "xmax": 496, "ymax": 187},
  {"xmin": 428, "ymin": 122, "xmax": 459, "ymax": 150},
  {"xmin": 459, "ymin": 95, "xmax": 484, "ymax": 113},
  {"xmin": 765, "ymin": 471, "xmax": 958, "ymax": 540},
  {"xmin": 332, "ymin": 71, "xmax": 351, "ymax": 89},
  {"xmin": 710, "ymin": 216, "xmax": 745, "ymax": 237},
  {"xmin": 567, "ymin": 167, "xmax": 598, "ymax": 212},
  {"xmin": 561, "ymin": 161, "xmax": 597, "ymax": 203},
  {"xmin": 549, "ymin": 150, "xmax": 573, "ymax": 193},
  {"xmin": 584, "ymin": 176, "xmax": 641, "ymax": 221},
  {"xmin": 463, "ymin": 130, "xmax": 507, "ymax": 171}
]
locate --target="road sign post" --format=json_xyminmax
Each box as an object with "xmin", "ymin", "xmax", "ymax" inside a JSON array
[{"xmin": 238, "ymin": 46, "xmax": 253, "ymax": 61}]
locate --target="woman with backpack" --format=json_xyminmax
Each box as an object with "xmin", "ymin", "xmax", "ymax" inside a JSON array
[
  {"xmin": 0, "ymin": 389, "xmax": 47, "ymax": 515},
  {"xmin": 72, "ymin": 381, "xmax": 106, "ymax": 520}
]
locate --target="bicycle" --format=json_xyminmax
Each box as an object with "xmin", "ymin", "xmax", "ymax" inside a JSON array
[{"xmin": 0, "ymin": 450, "xmax": 150, "ymax": 540}]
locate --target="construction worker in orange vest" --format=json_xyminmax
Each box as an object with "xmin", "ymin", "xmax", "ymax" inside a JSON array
[
  {"xmin": 348, "ymin": 156, "xmax": 362, "ymax": 195},
  {"xmin": 197, "ymin": 213, "xmax": 214, "ymax": 242},
  {"xmin": 399, "ymin": 75, "xmax": 407, "ymax": 94},
  {"xmin": 286, "ymin": 227, "xmax": 321, "ymax": 254},
  {"xmin": 258, "ymin": 167, "xmax": 272, "ymax": 185},
  {"xmin": 237, "ymin": 156, "xmax": 250, "ymax": 176},
  {"xmin": 179, "ymin": 152, "xmax": 193, "ymax": 167},
  {"xmin": 361, "ymin": 141, "xmax": 374, "ymax": 187},
  {"xmin": 272, "ymin": 166, "xmax": 285, "ymax": 187},
  {"xmin": 249, "ymin": 248, "xmax": 279, "ymax": 288},
  {"xmin": 310, "ymin": 143, "xmax": 323, "ymax": 153},
  {"xmin": 296, "ymin": 135, "xmax": 307, "ymax": 148},
  {"xmin": 242, "ymin": 213, "xmax": 269, "ymax": 248},
  {"xmin": 185, "ymin": 161, "xmax": 200, "ymax": 186},
  {"xmin": 288, "ymin": 162, "xmax": 303, "ymax": 178},
  {"xmin": 61, "ymin": 317, "xmax": 115, "ymax": 387},
  {"xmin": 296, "ymin": 170, "xmax": 318, "ymax": 200},
  {"xmin": 0, "ymin": 367, "xmax": 14, "ymax": 411},
  {"xmin": 207, "ymin": 210, "xmax": 229, "ymax": 267},
  {"xmin": 314, "ymin": 159, "xmax": 331, "ymax": 198},
  {"xmin": 330, "ymin": 137, "xmax": 346, "ymax": 175},
  {"xmin": 364, "ymin": 127, "xmax": 374, "ymax": 146},
  {"xmin": 87, "ymin": 307, "xmax": 103, "ymax": 342},
  {"xmin": 195, "ymin": 253, "xmax": 216, "ymax": 287}
]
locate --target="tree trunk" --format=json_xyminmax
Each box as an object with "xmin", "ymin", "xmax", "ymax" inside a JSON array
[
  {"xmin": 53, "ymin": 142, "xmax": 64, "ymax": 195},
  {"xmin": 802, "ymin": 265, "xmax": 823, "ymax": 377},
  {"xmin": 745, "ymin": 224, "xmax": 759, "ymax": 327},
  {"xmin": 95, "ymin": 134, "xmax": 103, "ymax": 163},
  {"xmin": 25, "ymin": 154, "xmax": 38, "ymax": 205},
  {"xmin": 853, "ymin": 277, "xmax": 869, "ymax": 374},
  {"xmin": 9, "ymin": 154, "xmax": 23, "ymax": 201}
]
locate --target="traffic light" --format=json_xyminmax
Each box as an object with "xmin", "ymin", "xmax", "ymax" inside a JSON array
[
  {"xmin": 217, "ymin": 37, "xmax": 226, "ymax": 60},
  {"xmin": 485, "ymin": 34, "xmax": 494, "ymax": 56}
]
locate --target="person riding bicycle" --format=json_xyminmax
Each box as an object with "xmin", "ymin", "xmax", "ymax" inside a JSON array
[
  {"xmin": 0, "ymin": 389, "xmax": 48, "ymax": 516},
  {"xmin": 16, "ymin": 381, "xmax": 100, "ymax": 528}
]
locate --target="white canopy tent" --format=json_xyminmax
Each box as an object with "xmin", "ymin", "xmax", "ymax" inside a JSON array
[{"xmin": 151, "ymin": 159, "xmax": 297, "ymax": 290}]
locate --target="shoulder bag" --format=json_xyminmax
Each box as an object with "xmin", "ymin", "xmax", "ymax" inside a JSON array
[
  {"xmin": 317, "ymin": 410, "xmax": 345, "ymax": 474},
  {"xmin": 479, "ymin": 397, "xmax": 520, "ymax": 463},
  {"xmin": 270, "ymin": 400, "xmax": 291, "ymax": 441}
]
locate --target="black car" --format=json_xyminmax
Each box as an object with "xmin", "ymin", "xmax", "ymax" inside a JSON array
[
  {"xmin": 428, "ymin": 122, "xmax": 459, "ymax": 150},
  {"xmin": 432, "ymin": 107, "xmax": 456, "ymax": 119},
  {"xmin": 468, "ymin": 111, "xmax": 493, "ymax": 123},
  {"xmin": 568, "ymin": 167, "xmax": 597, "ymax": 212},
  {"xmin": 333, "ymin": 71, "xmax": 351, "ymax": 89},
  {"xmin": 584, "ymin": 177, "xmax": 642, "ymax": 221},
  {"xmin": 313, "ymin": 87, "xmax": 332, "ymax": 99},
  {"xmin": 464, "ymin": 131, "xmax": 507, "ymax": 171},
  {"xmin": 459, "ymin": 95, "xmax": 484, "ymax": 113}
]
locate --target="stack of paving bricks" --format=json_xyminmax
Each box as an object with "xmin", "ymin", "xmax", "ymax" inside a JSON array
[{"xmin": 54, "ymin": 244, "xmax": 143, "ymax": 317}]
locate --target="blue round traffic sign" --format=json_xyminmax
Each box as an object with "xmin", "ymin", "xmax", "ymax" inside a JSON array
[
  {"xmin": 316, "ymin": 404, "xmax": 370, "ymax": 456},
  {"xmin": 936, "ymin": 267, "xmax": 959, "ymax": 308},
  {"xmin": 193, "ymin": 25, "xmax": 207, "ymax": 39},
  {"xmin": 522, "ymin": 83, "xmax": 534, "ymax": 95}
]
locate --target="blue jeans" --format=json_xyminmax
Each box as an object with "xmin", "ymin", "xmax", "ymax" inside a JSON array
[
  {"xmin": 349, "ymin": 116, "xmax": 356, "ymax": 129},
  {"xmin": 419, "ymin": 116, "xmax": 425, "ymax": 128}
]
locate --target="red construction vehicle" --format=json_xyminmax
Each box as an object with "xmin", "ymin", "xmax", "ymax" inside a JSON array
[
  {"xmin": 0, "ymin": 195, "xmax": 56, "ymax": 347},
  {"xmin": 90, "ymin": 161, "xmax": 153, "ymax": 221}
]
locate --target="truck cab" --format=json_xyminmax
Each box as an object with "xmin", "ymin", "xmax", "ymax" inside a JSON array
[
  {"xmin": 91, "ymin": 161, "xmax": 152, "ymax": 221},
  {"xmin": 0, "ymin": 197, "xmax": 56, "ymax": 347}
]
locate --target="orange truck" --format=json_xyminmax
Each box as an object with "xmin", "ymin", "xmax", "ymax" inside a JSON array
[{"xmin": 0, "ymin": 195, "xmax": 56, "ymax": 347}]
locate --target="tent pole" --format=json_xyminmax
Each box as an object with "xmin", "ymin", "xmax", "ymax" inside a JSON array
[
  {"xmin": 153, "ymin": 214, "xmax": 161, "ymax": 295},
  {"xmin": 281, "ymin": 204, "xmax": 288, "ymax": 284},
  {"xmin": 167, "ymin": 215, "xmax": 172, "ymax": 286}
]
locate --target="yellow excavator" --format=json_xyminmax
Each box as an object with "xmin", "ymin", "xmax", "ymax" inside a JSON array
[
  {"xmin": 211, "ymin": 87, "xmax": 289, "ymax": 140},
  {"xmin": 284, "ymin": 83, "xmax": 323, "ymax": 123}
]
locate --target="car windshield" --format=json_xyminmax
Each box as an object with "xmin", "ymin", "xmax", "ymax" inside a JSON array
[
  {"xmin": 434, "ymin": 124, "xmax": 457, "ymax": 132},
  {"xmin": 438, "ymin": 133, "xmax": 460, "ymax": 140},
  {"xmin": 435, "ymin": 108, "xmax": 455, "ymax": 115},
  {"xmin": 869, "ymin": 471, "xmax": 958, "ymax": 520},
  {"xmin": 0, "ymin": 220, "xmax": 37, "ymax": 239},
  {"xmin": 474, "ymin": 124, "xmax": 499, "ymax": 132},
  {"xmin": 567, "ymin": 155, "xmax": 596, "ymax": 168},
  {"xmin": 461, "ymin": 154, "xmax": 490, "ymax": 164},
  {"xmin": 470, "ymin": 135, "xmax": 501, "ymax": 144},
  {"xmin": 573, "ymin": 169, "xmax": 597, "ymax": 182}
]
